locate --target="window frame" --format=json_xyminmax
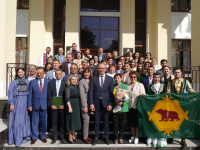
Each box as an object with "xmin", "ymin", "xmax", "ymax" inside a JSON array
[
  {"xmin": 17, "ymin": 0, "xmax": 29, "ymax": 9},
  {"xmin": 135, "ymin": 0, "xmax": 146, "ymax": 57},
  {"xmin": 80, "ymin": 16, "xmax": 119, "ymax": 53},
  {"xmin": 171, "ymin": 39, "xmax": 191, "ymax": 67},
  {"xmin": 171, "ymin": 0, "xmax": 191, "ymax": 12},
  {"xmin": 15, "ymin": 37, "xmax": 28, "ymax": 64},
  {"xmin": 53, "ymin": 1, "xmax": 66, "ymax": 56},
  {"xmin": 80, "ymin": 0, "xmax": 120, "ymax": 12}
]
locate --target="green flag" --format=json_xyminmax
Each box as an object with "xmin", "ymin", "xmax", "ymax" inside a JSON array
[{"xmin": 137, "ymin": 93, "xmax": 200, "ymax": 138}]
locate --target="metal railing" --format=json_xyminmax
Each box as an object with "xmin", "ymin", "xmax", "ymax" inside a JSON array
[
  {"xmin": 6, "ymin": 63, "xmax": 200, "ymax": 95},
  {"xmin": 182, "ymin": 66, "xmax": 200, "ymax": 92}
]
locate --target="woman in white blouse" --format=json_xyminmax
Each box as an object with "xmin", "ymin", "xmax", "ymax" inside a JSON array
[
  {"xmin": 152, "ymin": 57, "xmax": 161, "ymax": 72},
  {"xmin": 128, "ymin": 71, "xmax": 146, "ymax": 144}
]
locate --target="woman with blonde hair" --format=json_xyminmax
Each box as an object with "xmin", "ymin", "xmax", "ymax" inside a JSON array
[
  {"xmin": 129, "ymin": 59, "xmax": 137, "ymax": 71},
  {"xmin": 65, "ymin": 75, "xmax": 81, "ymax": 144}
]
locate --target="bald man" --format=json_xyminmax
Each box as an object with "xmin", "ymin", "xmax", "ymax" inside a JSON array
[{"xmin": 89, "ymin": 64, "xmax": 114, "ymax": 146}]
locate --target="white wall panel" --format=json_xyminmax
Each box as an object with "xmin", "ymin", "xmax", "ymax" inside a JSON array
[
  {"xmin": 16, "ymin": 10, "xmax": 29, "ymax": 37},
  {"xmin": 171, "ymin": 12, "xmax": 191, "ymax": 39}
]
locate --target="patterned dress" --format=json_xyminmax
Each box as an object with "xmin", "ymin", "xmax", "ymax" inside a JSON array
[
  {"xmin": 147, "ymin": 83, "xmax": 167, "ymax": 148},
  {"xmin": 7, "ymin": 78, "xmax": 31, "ymax": 146}
]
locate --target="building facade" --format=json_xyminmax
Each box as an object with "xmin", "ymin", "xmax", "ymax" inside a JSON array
[{"xmin": 0, "ymin": 0, "xmax": 200, "ymax": 97}]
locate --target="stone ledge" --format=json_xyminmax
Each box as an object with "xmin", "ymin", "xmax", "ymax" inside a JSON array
[{"xmin": 3, "ymin": 138, "xmax": 200, "ymax": 150}]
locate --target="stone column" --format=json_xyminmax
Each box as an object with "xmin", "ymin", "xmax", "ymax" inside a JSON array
[
  {"xmin": 0, "ymin": 0, "xmax": 17, "ymax": 97},
  {"xmin": 120, "ymin": 0, "xmax": 135, "ymax": 56}
]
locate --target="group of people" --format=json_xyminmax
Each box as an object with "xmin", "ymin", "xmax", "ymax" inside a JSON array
[{"xmin": 7, "ymin": 43, "xmax": 196, "ymax": 148}]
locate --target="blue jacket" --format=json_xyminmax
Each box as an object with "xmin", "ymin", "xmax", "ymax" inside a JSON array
[
  {"xmin": 27, "ymin": 78, "xmax": 49, "ymax": 110},
  {"xmin": 97, "ymin": 54, "xmax": 107, "ymax": 63},
  {"xmin": 141, "ymin": 76, "xmax": 155, "ymax": 93},
  {"xmin": 89, "ymin": 75, "xmax": 114, "ymax": 108}
]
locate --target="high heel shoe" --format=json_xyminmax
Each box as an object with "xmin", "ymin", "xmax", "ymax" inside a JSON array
[
  {"xmin": 69, "ymin": 140, "xmax": 74, "ymax": 144},
  {"xmin": 73, "ymin": 138, "xmax": 77, "ymax": 142}
]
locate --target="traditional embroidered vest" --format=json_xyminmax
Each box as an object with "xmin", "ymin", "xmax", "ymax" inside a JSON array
[
  {"xmin": 170, "ymin": 78, "xmax": 187, "ymax": 94},
  {"xmin": 43, "ymin": 53, "xmax": 52, "ymax": 67},
  {"xmin": 150, "ymin": 84, "xmax": 164, "ymax": 94}
]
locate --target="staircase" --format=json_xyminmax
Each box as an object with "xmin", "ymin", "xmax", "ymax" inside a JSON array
[{"xmin": 3, "ymin": 112, "xmax": 200, "ymax": 149}]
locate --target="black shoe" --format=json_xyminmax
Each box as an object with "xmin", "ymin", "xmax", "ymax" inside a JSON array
[
  {"xmin": 181, "ymin": 139, "xmax": 187, "ymax": 148},
  {"xmin": 51, "ymin": 138, "xmax": 57, "ymax": 144},
  {"xmin": 167, "ymin": 138, "xmax": 174, "ymax": 144},
  {"xmin": 60, "ymin": 138, "xmax": 67, "ymax": 144},
  {"xmin": 91, "ymin": 138, "xmax": 98, "ymax": 146},
  {"xmin": 104, "ymin": 138, "xmax": 110, "ymax": 145},
  {"xmin": 73, "ymin": 138, "xmax": 77, "ymax": 142}
]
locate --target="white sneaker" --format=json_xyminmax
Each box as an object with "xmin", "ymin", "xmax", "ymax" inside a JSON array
[
  {"xmin": 129, "ymin": 136, "xmax": 134, "ymax": 143},
  {"xmin": 134, "ymin": 138, "xmax": 139, "ymax": 144}
]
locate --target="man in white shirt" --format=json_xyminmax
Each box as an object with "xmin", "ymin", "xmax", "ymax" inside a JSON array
[{"xmin": 38, "ymin": 47, "xmax": 52, "ymax": 67}]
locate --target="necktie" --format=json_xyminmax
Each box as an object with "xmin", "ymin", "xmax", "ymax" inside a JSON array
[
  {"xmin": 56, "ymin": 80, "xmax": 60, "ymax": 97},
  {"xmin": 40, "ymin": 79, "xmax": 43, "ymax": 93},
  {"xmin": 101, "ymin": 76, "xmax": 104, "ymax": 89}
]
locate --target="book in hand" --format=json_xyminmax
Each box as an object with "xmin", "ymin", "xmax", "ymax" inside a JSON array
[{"xmin": 52, "ymin": 96, "xmax": 62, "ymax": 108}]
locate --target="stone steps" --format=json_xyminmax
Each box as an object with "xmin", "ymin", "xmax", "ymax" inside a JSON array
[{"xmin": 3, "ymin": 138, "xmax": 200, "ymax": 150}]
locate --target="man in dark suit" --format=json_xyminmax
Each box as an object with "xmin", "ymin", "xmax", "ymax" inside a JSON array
[
  {"xmin": 60, "ymin": 53, "xmax": 73, "ymax": 75},
  {"xmin": 141, "ymin": 66, "xmax": 155, "ymax": 93},
  {"xmin": 97, "ymin": 48, "xmax": 107, "ymax": 63},
  {"xmin": 27, "ymin": 67, "xmax": 50, "ymax": 144},
  {"xmin": 47, "ymin": 70, "xmax": 67, "ymax": 144},
  {"xmin": 89, "ymin": 63, "xmax": 114, "ymax": 146},
  {"xmin": 63, "ymin": 64, "xmax": 81, "ymax": 82}
]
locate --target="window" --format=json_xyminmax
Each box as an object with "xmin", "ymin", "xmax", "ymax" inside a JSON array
[
  {"xmin": 17, "ymin": 0, "xmax": 29, "ymax": 9},
  {"xmin": 53, "ymin": 0, "xmax": 66, "ymax": 55},
  {"xmin": 81, "ymin": 0, "xmax": 119, "ymax": 12},
  {"xmin": 171, "ymin": 0, "xmax": 191, "ymax": 12},
  {"xmin": 80, "ymin": 17, "xmax": 119, "ymax": 51},
  {"xmin": 15, "ymin": 37, "xmax": 28, "ymax": 63},
  {"xmin": 135, "ymin": 0, "xmax": 146, "ymax": 57},
  {"xmin": 171, "ymin": 40, "xmax": 191, "ymax": 70}
]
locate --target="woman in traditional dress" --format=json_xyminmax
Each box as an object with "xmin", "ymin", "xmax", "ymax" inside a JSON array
[
  {"xmin": 146, "ymin": 73, "xmax": 167, "ymax": 148},
  {"xmin": 7, "ymin": 67, "xmax": 31, "ymax": 146}
]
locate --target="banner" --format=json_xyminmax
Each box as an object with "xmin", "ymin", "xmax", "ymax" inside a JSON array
[{"xmin": 137, "ymin": 93, "xmax": 200, "ymax": 138}]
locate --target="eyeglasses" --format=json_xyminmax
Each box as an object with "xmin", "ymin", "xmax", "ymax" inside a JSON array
[{"xmin": 130, "ymin": 76, "xmax": 137, "ymax": 78}]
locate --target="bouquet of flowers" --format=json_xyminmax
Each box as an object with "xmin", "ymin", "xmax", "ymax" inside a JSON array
[{"xmin": 113, "ymin": 88, "xmax": 129, "ymax": 113}]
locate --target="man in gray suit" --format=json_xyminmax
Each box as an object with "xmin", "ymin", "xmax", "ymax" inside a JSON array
[
  {"xmin": 63, "ymin": 64, "xmax": 81, "ymax": 82},
  {"xmin": 156, "ymin": 59, "xmax": 173, "ymax": 77},
  {"xmin": 46, "ymin": 59, "xmax": 65, "ymax": 80}
]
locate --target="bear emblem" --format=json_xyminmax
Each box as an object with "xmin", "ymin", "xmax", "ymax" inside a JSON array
[{"xmin": 156, "ymin": 109, "xmax": 180, "ymax": 122}]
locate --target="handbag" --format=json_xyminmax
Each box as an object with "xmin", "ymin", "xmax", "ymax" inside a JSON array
[{"xmin": 17, "ymin": 80, "xmax": 28, "ymax": 92}]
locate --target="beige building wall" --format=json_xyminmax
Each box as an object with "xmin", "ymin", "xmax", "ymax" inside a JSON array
[
  {"xmin": 120, "ymin": 0, "xmax": 135, "ymax": 56},
  {"xmin": 0, "ymin": 0, "xmax": 17, "ymax": 97},
  {"xmin": 65, "ymin": 0, "xmax": 80, "ymax": 51},
  {"xmin": 28, "ymin": 0, "xmax": 53, "ymax": 65},
  {"xmin": 147, "ymin": 0, "xmax": 171, "ymax": 66},
  {"xmin": 191, "ymin": 0, "xmax": 200, "ymax": 66}
]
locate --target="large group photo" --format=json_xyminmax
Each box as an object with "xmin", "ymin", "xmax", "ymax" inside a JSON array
[
  {"xmin": 1, "ymin": 0, "xmax": 200, "ymax": 149},
  {"xmin": 7, "ymin": 43, "xmax": 200, "ymax": 148}
]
